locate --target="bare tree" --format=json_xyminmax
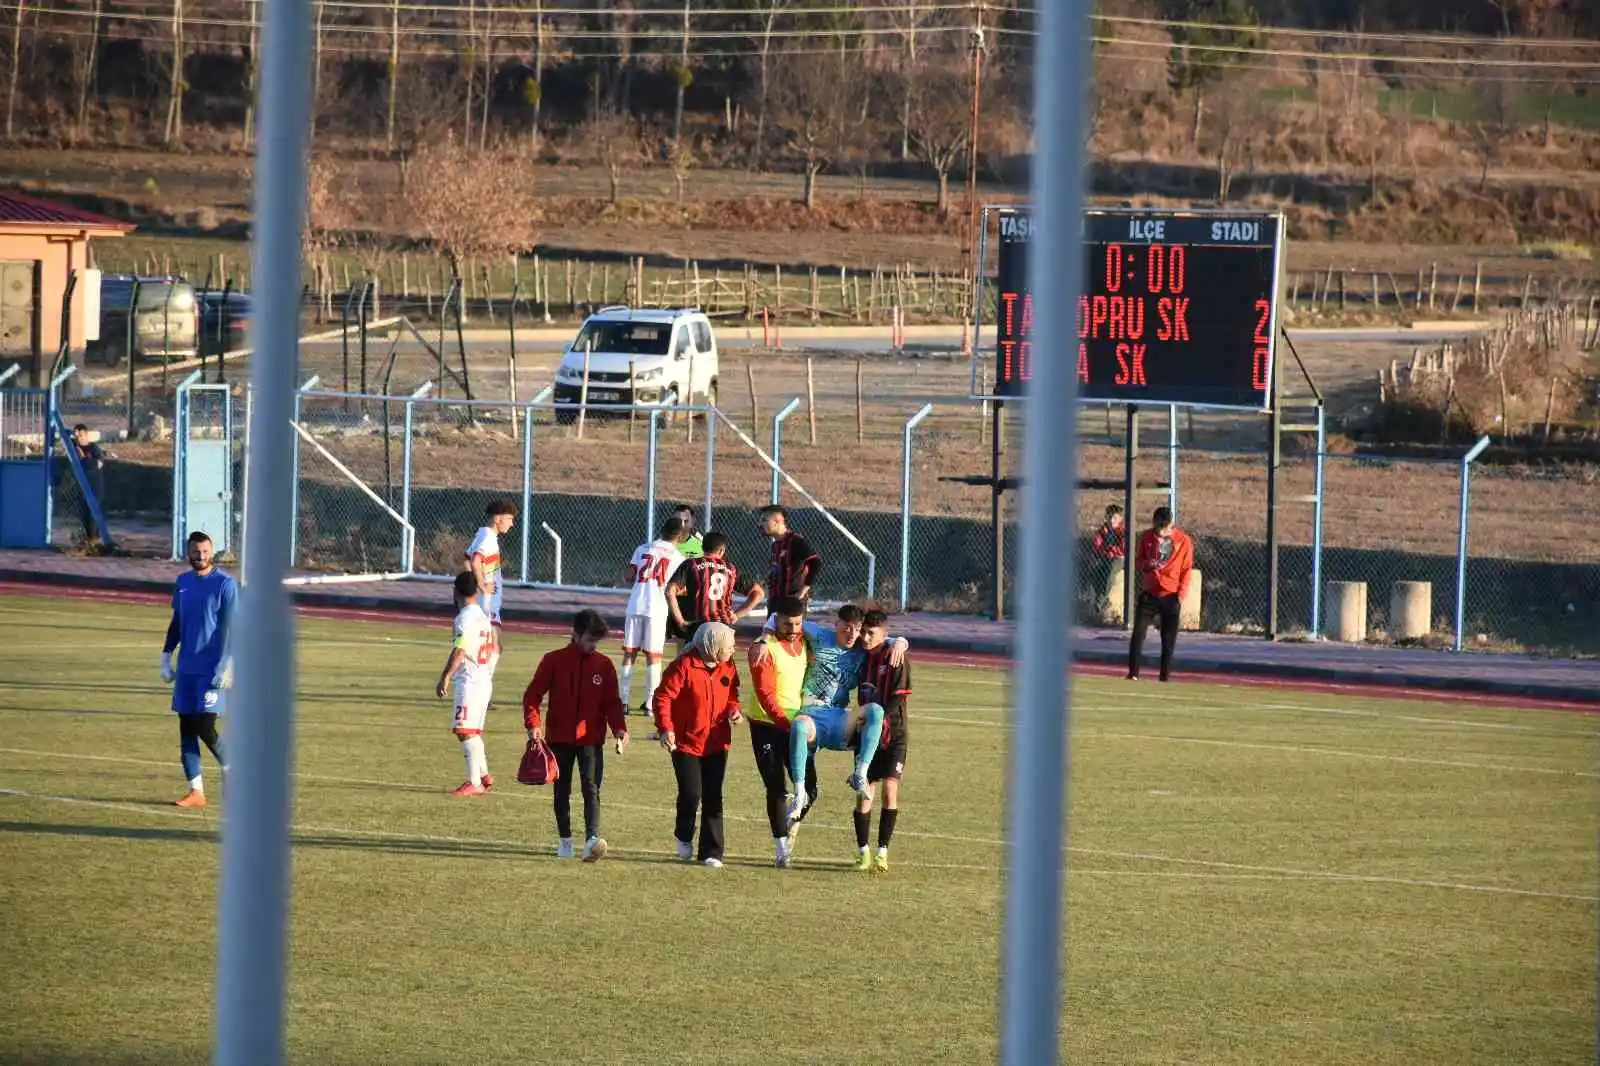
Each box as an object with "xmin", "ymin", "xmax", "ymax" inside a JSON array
[
  {"xmin": 577, "ymin": 114, "xmax": 647, "ymax": 203},
  {"xmin": 752, "ymin": 0, "xmax": 782, "ymax": 169},
  {"xmin": 771, "ymin": 51, "xmax": 865, "ymax": 210},
  {"xmin": 668, "ymin": 135, "xmax": 695, "ymax": 203},
  {"xmin": 72, "ymin": 0, "xmax": 103, "ymax": 139},
  {"xmin": 241, "ymin": 0, "xmax": 259, "ymax": 147},
  {"xmin": 403, "ymin": 137, "xmax": 540, "ymax": 278},
  {"xmin": 162, "ymin": 0, "xmax": 184, "ymax": 144},
  {"xmin": 4, "ymin": 0, "xmax": 27, "ymax": 139},
  {"xmin": 905, "ymin": 63, "xmax": 970, "ymax": 215},
  {"xmin": 672, "ymin": 0, "xmax": 692, "ymax": 145},
  {"xmin": 886, "ymin": 0, "xmax": 931, "ymax": 161},
  {"xmin": 385, "ymin": 0, "xmax": 399, "ymax": 152},
  {"xmin": 1205, "ymin": 85, "xmax": 1259, "ymax": 203}
]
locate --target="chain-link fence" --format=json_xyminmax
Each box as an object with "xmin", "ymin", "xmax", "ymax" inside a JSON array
[{"xmin": 53, "ymin": 356, "xmax": 1596, "ymax": 656}]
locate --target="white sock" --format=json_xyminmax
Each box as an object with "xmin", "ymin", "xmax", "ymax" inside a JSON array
[
  {"xmin": 876, "ymin": 845, "xmax": 888, "ymax": 857},
  {"xmin": 188, "ymin": 775, "xmax": 203, "ymax": 792},
  {"xmin": 645, "ymin": 660, "xmax": 662, "ymax": 706},
  {"xmin": 620, "ymin": 662, "xmax": 635, "ymax": 706},
  {"xmin": 474, "ymin": 742, "xmax": 489, "ymax": 782},
  {"xmin": 461, "ymin": 737, "xmax": 484, "ymax": 785},
  {"xmin": 487, "ymin": 650, "xmax": 501, "ymax": 680}
]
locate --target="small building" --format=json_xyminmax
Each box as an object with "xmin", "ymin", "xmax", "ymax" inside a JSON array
[{"xmin": 0, "ymin": 190, "xmax": 135, "ymax": 385}]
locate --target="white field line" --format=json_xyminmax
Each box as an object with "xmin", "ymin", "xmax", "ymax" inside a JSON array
[{"xmin": 1, "ymin": 750, "xmax": 1594, "ymax": 903}]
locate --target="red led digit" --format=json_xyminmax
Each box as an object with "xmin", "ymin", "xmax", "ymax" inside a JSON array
[
  {"xmin": 1147, "ymin": 245, "xmax": 1164, "ymax": 294},
  {"xmin": 1105, "ymin": 243, "xmax": 1123, "ymax": 294},
  {"xmin": 1169, "ymin": 245, "xmax": 1186, "ymax": 294}
]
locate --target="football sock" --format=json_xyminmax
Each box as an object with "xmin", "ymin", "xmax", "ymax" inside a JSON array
[
  {"xmin": 474, "ymin": 741, "xmax": 489, "ymax": 783},
  {"xmin": 180, "ymin": 731, "xmax": 202, "ymax": 782},
  {"xmin": 644, "ymin": 660, "xmax": 662, "ymax": 705},
  {"xmin": 854, "ymin": 703, "xmax": 886, "ymax": 780},
  {"xmin": 853, "ymin": 810, "xmax": 871, "ymax": 849},
  {"xmin": 620, "ymin": 662, "xmax": 635, "ymax": 706},
  {"xmin": 788, "ymin": 721, "xmax": 811, "ymax": 798},
  {"xmin": 461, "ymin": 736, "xmax": 485, "ymax": 785},
  {"xmin": 188, "ymin": 774, "xmax": 204, "ymax": 793},
  {"xmin": 878, "ymin": 808, "xmax": 899, "ymax": 849}
]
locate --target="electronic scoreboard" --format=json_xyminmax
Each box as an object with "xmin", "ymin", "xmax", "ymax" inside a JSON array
[{"xmin": 990, "ymin": 206, "xmax": 1285, "ymax": 410}]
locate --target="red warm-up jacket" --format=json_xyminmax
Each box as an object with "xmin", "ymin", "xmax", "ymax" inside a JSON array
[
  {"xmin": 651, "ymin": 654, "xmax": 741, "ymax": 756},
  {"xmin": 1134, "ymin": 527, "xmax": 1195, "ymax": 599},
  {"xmin": 522, "ymin": 643, "xmax": 627, "ymax": 746}
]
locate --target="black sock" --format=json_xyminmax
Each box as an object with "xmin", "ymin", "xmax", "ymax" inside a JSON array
[
  {"xmin": 852, "ymin": 810, "xmax": 871, "ymax": 849},
  {"xmin": 877, "ymin": 808, "xmax": 899, "ymax": 849}
]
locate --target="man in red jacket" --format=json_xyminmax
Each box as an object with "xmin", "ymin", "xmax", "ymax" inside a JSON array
[
  {"xmin": 653, "ymin": 622, "xmax": 743, "ymax": 868},
  {"xmin": 523, "ymin": 609, "xmax": 629, "ymax": 862},
  {"xmin": 1127, "ymin": 506, "xmax": 1194, "ymax": 683}
]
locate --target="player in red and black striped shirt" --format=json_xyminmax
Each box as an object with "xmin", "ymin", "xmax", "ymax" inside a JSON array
[
  {"xmin": 852, "ymin": 608, "xmax": 910, "ymax": 874},
  {"xmin": 666, "ymin": 532, "xmax": 764, "ymax": 642},
  {"xmin": 758, "ymin": 505, "xmax": 821, "ymax": 611}
]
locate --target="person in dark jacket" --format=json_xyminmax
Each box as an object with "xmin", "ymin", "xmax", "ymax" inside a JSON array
[
  {"xmin": 522, "ymin": 609, "xmax": 629, "ymax": 862},
  {"xmin": 69, "ymin": 423, "xmax": 106, "ymax": 544},
  {"xmin": 652, "ymin": 622, "xmax": 742, "ymax": 867}
]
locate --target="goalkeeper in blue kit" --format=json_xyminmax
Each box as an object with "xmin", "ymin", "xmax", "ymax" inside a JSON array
[{"xmin": 159, "ymin": 531, "xmax": 237, "ymax": 808}]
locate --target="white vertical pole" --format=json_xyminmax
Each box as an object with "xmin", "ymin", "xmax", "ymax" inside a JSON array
[
  {"xmin": 214, "ymin": 0, "xmax": 312, "ymax": 1056},
  {"xmin": 999, "ymin": 0, "xmax": 1090, "ymax": 1063}
]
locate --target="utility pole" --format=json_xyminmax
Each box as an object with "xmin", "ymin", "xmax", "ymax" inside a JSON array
[{"xmin": 964, "ymin": 1, "xmax": 986, "ymax": 267}]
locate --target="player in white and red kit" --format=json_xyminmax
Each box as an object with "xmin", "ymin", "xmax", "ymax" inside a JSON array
[
  {"xmin": 620, "ymin": 516, "xmax": 689, "ymax": 716},
  {"xmin": 464, "ymin": 499, "xmax": 517, "ymax": 682},
  {"xmin": 436, "ymin": 571, "xmax": 497, "ymax": 796}
]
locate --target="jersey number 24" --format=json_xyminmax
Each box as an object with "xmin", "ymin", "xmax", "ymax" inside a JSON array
[{"xmin": 633, "ymin": 554, "xmax": 671, "ymax": 586}]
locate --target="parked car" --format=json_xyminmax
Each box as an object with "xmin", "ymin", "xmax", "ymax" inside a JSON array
[
  {"xmin": 84, "ymin": 275, "xmax": 199, "ymax": 365},
  {"xmin": 198, "ymin": 289, "xmax": 252, "ymax": 357},
  {"xmin": 552, "ymin": 305, "xmax": 719, "ymax": 424}
]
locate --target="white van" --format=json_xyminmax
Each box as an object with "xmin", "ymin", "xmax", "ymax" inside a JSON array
[{"xmin": 552, "ymin": 305, "xmax": 719, "ymax": 422}]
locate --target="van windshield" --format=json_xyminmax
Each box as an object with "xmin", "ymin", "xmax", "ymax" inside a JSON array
[
  {"xmin": 573, "ymin": 320, "xmax": 671, "ymax": 356},
  {"xmin": 102, "ymin": 281, "xmax": 196, "ymax": 313}
]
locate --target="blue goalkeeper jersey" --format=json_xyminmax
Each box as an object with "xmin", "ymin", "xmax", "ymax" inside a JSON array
[
  {"xmin": 171, "ymin": 569, "xmax": 238, "ymax": 678},
  {"xmin": 801, "ymin": 621, "xmax": 867, "ymax": 708}
]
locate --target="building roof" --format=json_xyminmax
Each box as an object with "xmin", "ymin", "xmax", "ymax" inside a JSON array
[{"xmin": 0, "ymin": 190, "xmax": 136, "ymax": 231}]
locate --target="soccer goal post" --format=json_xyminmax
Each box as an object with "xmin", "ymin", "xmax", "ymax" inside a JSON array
[{"xmin": 282, "ymin": 415, "xmax": 416, "ymax": 586}]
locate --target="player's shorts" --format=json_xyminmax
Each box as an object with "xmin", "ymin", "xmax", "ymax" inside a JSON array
[
  {"xmin": 867, "ymin": 737, "xmax": 907, "ymax": 782},
  {"xmin": 801, "ymin": 704, "xmax": 853, "ymax": 751},
  {"xmin": 172, "ymin": 674, "xmax": 226, "ymax": 716},
  {"xmin": 451, "ymin": 681, "xmax": 491, "ymax": 737},
  {"xmin": 622, "ymin": 612, "xmax": 668, "ymax": 656}
]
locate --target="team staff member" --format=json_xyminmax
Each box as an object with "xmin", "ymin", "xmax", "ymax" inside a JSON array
[
  {"xmin": 746, "ymin": 596, "xmax": 815, "ymax": 868},
  {"xmin": 666, "ymin": 531, "xmax": 765, "ymax": 645},
  {"xmin": 653, "ymin": 622, "xmax": 743, "ymax": 868},
  {"xmin": 523, "ymin": 610, "xmax": 631, "ymax": 862},
  {"xmin": 1127, "ymin": 506, "xmax": 1194, "ymax": 683},
  {"xmin": 853, "ymin": 610, "xmax": 910, "ymax": 874},
  {"xmin": 1090, "ymin": 503, "xmax": 1126, "ymax": 618},
  {"xmin": 757, "ymin": 505, "xmax": 821, "ymax": 612}
]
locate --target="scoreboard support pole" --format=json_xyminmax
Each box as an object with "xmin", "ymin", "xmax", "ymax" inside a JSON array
[
  {"xmin": 990, "ymin": 399, "xmax": 1006, "ymax": 621},
  {"xmin": 1266, "ymin": 386, "xmax": 1283, "ymax": 639},
  {"xmin": 1122, "ymin": 405, "xmax": 1138, "ymax": 631}
]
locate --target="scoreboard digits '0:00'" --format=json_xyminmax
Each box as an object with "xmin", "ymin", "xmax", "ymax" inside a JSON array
[{"xmin": 990, "ymin": 207, "xmax": 1286, "ymax": 411}]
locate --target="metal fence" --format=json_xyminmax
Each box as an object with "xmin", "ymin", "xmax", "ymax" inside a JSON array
[{"xmin": 43, "ymin": 370, "xmax": 1597, "ymax": 657}]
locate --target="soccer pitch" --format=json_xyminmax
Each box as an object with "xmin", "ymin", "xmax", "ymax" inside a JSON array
[{"xmin": 0, "ymin": 593, "xmax": 1594, "ymax": 1066}]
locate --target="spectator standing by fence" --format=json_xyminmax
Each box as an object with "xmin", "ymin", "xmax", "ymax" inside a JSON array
[
  {"xmin": 1127, "ymin": 506, "xmax": 1194, "ymax": 683},
  {"xmin": 1090, "ymin": 504, "xmax": 1125, "ymax": 619}
]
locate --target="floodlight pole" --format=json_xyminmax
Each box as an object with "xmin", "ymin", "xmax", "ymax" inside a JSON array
[
  {"xmin": 998, "ymin": 1, "xmax": 1090, "ymax": 1065},
  {"xmin": 214, "ymin": 0, "xmax": 312, "ymax": 1059}
]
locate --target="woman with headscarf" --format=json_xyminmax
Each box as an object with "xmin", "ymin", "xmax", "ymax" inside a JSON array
[{"xmin": 651, "ymin": 621, "xmax": 742, "ymax": 867}]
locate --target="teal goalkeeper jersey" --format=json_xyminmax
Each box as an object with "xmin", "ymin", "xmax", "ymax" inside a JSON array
[{"xmin": 800, "ymin": 621, "xmax": 867, "ymax": 707}]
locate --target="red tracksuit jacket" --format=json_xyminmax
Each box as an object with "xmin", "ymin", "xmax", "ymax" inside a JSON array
[
  {"xmin": 651, "ymin": 655, "xmax": 741, "ymax": 756},
  {"xmin": 522, "ymin": 643, "xmax": 627, "ymax": 746}
]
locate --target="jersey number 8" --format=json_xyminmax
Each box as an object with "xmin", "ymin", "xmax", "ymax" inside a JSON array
[{"xmin": 705, "ymin": 571, "xmax": 730, "ymax": 602}]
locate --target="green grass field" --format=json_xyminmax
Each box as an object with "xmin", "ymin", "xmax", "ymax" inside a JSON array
[{"xmin": 0, "ymin": 593, "xmax": 1594, "ymax": 1065}]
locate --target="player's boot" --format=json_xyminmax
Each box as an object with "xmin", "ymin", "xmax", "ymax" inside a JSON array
[
  {"xmin": 174, "ymin": 789, "xmax": 207, "ymax": 808},
  {"xmin": 480, "ymin": 773, "xmax": 494, "ymax": 791},
  {"xmin": 582, "ymin": 836, "xmax": 608, "ymax": 862},
  {"xmin": 451, "ymin": 781, "xmax": 487, "ymax": 797},
  {"xmin": 872, "ymin": 850, "xmax": 890, "ymax": 875},
  {"xmin": 702, "ymin": 857, "xmax": 724, "ymax": 868},
  {"xmin": 854, "ymin": 848, "xmax": 873, "ymax": 872},
  {"xmin": 676, "ymin": 839, "xmax": 693, "ymax": 862},
  {"xmin": 785, "ymin": 789, "xmax": 807, "ymax": 828},
  {"xmin": 556, "ymin": 838, "xmax": 575, "ymax": 859}
]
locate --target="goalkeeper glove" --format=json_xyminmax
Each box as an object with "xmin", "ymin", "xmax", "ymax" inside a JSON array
[
  {"xmin": 159, "ymin": 652, "xmax": 175, "ymax": 684},
  {"xmin": 212, "ymin": 660, "xmax": 233, "ymax": 690}
]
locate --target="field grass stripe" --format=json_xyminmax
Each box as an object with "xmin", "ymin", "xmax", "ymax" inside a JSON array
[
  {"xmin": 4, "ymin": 785, "xmax": 1594, "ymax": 900},
  {"xmin": 1089, "ymin": 731, "xmax": 1600, "ymax": 778}
]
